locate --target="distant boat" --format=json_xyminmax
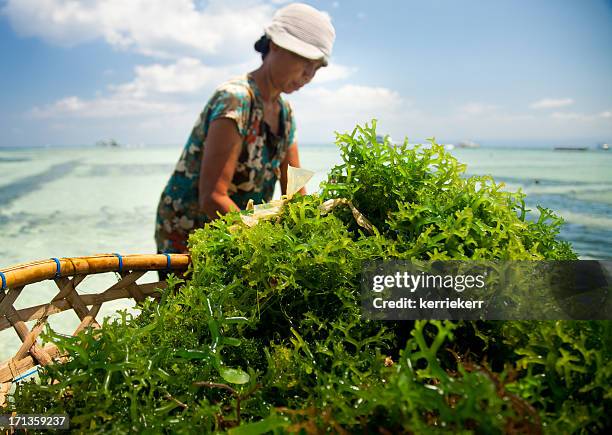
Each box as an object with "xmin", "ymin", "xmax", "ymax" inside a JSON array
[
  {"xmin": 553, "ymin": 146, "xmax": 588, "ymax": 151},
  {"xmin": 599, "ymin": 143, "xmax": 609, "ymax": 151},
  {"xmin": 458, "ymin": 140, "xmax": 480, "ymax": 149},
  {"xmin": 96, "ymin": 139, "xmax": 121, "ymax": 148},
  {"xmin": 96, "ymin": 139, "xmax": 119, "ymax": 147}
]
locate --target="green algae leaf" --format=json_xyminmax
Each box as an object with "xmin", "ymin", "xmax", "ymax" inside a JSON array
[
  {"xmin": 175, "ymin": 349, "xmax": 211, "ymax": 361},
  {"xmin": 218, "ymin": 366, "xmax": 250, "ymax": 384}
]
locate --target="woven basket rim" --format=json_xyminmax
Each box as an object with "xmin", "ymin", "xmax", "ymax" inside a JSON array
[{"xmin": 0, "ymin": 253, "xmax": 191, "ymax": 402}]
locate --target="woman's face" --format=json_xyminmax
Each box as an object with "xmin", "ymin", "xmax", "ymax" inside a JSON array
[{"xmin": 267, "ymin": 43, "xmax": 324, "ymax": 94}]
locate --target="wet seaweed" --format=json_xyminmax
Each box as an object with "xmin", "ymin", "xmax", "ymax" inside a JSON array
[{"xmin": 9, "ymin": 121, "xmax": 609, "ymax": 434}]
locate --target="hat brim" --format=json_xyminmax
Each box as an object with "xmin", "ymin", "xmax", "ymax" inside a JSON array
[{"xmin": 266, "ymin": 27, "xmax": 328, "ymax": 66}]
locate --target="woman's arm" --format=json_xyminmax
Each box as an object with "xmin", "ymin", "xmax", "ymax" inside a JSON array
[
  {"xmin": 280, "ymin": 143, "xmax": 306, "ymax": 196},
  {"xmin": 198, "ymin": 118, "xmax": 243, "ymax": 219}
]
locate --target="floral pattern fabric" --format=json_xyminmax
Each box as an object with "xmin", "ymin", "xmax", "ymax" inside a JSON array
[{"xmin": 155, "ymin": 74, "xmax": 296, "ymax": 253}]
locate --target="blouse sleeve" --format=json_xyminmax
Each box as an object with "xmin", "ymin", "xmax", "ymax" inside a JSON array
[{"xmin": 203, "ymin": 83, "xmax": 252, "ymax": 138}]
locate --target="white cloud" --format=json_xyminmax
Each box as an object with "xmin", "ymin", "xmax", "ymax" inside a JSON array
[
  {"xmin": 110, "ymin": 58, "xmax": 249, "ymax": 98},
  {"xmin": 551, "ymin": 112, "xmax": 584, "ymax": 120},
  {"xmin": 2, "ymin": 0, "xmax": 274, "ymax": 60},
  {"xmin": 457, "ymin": 102, "xmax": 500, "ymax": 117},
  {"xmin": 288, "ymin": 84, "xmax": 407, "ymax": 141},
  {"xmin": 530, "ymin": 98, "xmax": 574, "ymax": 109},
  {"xmin": 295, "ymin": 84, "xmax": 402, "ymax": 117},
  {"xmin": 28, "ymin": 56, "xmax": 259, "ymax": 119},
  {"xmin": 550, "ymin": 110, "xmax": 612, "ymax": 122},
  {"xmin": 311, "ymin": 63, "xmax": 357, "ymax": 84},
  {"xmin": 30, "ymin": 95, "xmax": 186, "ymax": 119}
]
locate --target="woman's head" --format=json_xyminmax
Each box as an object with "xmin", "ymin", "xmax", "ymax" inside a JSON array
[
  {"xmin": 254, "ymin": 3, "xmax": 335, "ymax": 92},
  {"xmin": 264, "ymin": 40, "xmax": 325, "ymax": 93}
]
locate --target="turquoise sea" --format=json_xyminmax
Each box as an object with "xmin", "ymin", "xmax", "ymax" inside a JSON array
[{"xmin": 1, "ymin": 144, "xmax": 611, "ymax": 360}]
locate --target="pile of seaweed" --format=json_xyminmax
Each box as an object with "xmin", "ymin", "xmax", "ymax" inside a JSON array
[{"xmin": 10, "ymin": 122, "xmax": 611, "ymax": 433}]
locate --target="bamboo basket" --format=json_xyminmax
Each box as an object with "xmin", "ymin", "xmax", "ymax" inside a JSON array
[{"xmin": 0, "ymin": 253, "xmax": 190, "ymax": 407}]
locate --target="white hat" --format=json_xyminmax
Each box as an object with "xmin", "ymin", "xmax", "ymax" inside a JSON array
[{"xmin": 265, "ymin": 3, "xmax": 335, "ymax": 66}]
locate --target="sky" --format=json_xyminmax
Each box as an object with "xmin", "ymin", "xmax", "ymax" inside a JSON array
[{"xmin": 0, "ymin": 0, "xmax": 611, "ymax": 148}]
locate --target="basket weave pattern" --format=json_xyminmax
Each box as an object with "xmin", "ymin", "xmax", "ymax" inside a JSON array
[{"xmin": 0, "ymin": 253, "xmax": 190, "ymax": 406}]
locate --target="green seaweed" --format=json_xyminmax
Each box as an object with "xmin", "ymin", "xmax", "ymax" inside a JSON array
[{"xmin": 8, "ymin": 121, "xmax": 609, "ymax": 434}]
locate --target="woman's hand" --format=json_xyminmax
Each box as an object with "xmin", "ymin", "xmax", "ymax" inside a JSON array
[{"xmin": 198, "ymin": 118, "xmax": 242, "ymax": 219}]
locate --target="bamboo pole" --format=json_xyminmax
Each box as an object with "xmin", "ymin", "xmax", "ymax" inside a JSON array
[{"xmin": 0, "ymin": 253, "xmax": 190, "ymax": 290}]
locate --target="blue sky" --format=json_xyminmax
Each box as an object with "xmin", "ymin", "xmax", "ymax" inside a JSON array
[{"xmin": 1, "ymin": 0, "xmax": 611, "ymax": 147}]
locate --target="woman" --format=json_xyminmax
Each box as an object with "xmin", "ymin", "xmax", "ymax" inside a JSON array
[{"xmin": 155, "ymin": 3, "xmax": 335, "ymax": 257}]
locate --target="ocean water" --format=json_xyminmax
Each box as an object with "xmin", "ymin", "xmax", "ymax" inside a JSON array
[{"xmin": 1, "ymin": 144, "xmax": 611, "ymax": 360}]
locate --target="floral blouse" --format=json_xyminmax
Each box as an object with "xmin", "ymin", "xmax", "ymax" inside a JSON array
[{"xmin": 155, "ymin": 74, "xmax": 297, "ymax": 253}]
